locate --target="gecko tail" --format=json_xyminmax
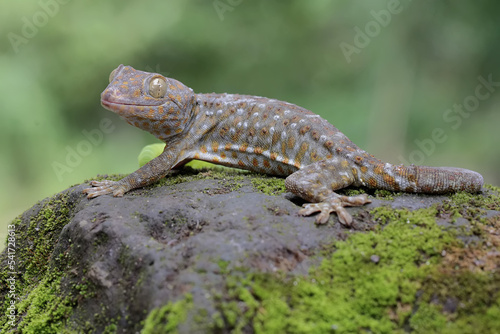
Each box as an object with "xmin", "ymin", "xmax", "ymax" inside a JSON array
[
  {"xmin": 409, "ymin": 165, "xmax": 484, "ymax": 193},
  {"xmin": 364, "ymin": 164, "xmax": 484, "ymax": 194}
]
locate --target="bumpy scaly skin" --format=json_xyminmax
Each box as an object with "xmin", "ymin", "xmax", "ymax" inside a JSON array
[{"xmin": 83, "ymin": 65, "xmax": 484, "ymax": 226}]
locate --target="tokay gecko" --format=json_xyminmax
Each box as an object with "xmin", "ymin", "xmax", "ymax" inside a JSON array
[{"xmin": 84, "ymin": 65, "xmax": 484, "ymax": 226}]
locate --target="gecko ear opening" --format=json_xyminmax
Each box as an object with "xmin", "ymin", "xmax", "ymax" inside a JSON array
[{"xmin": 149, "ymin": 76, "xmax": 167, "ymax": 98}]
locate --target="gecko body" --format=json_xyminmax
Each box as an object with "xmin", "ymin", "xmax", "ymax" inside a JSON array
[{"xmin": 84, "ymin": 65, "xmax": 484, "ymax": 225}]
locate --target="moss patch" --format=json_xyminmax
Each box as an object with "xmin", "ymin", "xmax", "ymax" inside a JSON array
[
  {"xmin": 0, "ymin": 191, "xmax": 76, "ymax": 332},
  {"xmin": 205, "ymin": 188, "xmax": 500, "ymax": 333},
  {"xmin": 249, "ymin": 174, "xmax": 287, "ymax": 196},
  {"xmin": 14, "ymin": 276, "xmax": 75, "ymax": 333},
  {"xmin": 141, "ymin": 294, "xmax": 193, "ymax": 334}
]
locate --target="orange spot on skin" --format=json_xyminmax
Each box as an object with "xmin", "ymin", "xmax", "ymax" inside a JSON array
[
  {"xmin": 310, "ymin": 150, "xmax": 320, "ymax": 162},
  {"xmin": 220, "ymin": 152, "xmax": 226, "ymax": 159},
  {"xmin": 252, "ymin": 158, "xmax": 259, "ymax": 167},
  {"xmin": 254, "ymin": 147, "xmax": 263, "ymax": 154},
  {"xmin": 270, "ymin": 153, "xmax": 278, "ymax": 160},
  {"xmin": 294, "ymin": 142, "xmax": 308, "ymax": 167},
  {"xmin": 232, "ymin": 152, "xmax": 238, "ymax": 159},
  {"xmin": 212, "ymin": 141, "xmax": 219, "ymax": 153},
  {"xmin": 200, "ymin": 145, "xmax": 208, "ymax": 153},
  {"xmin": 239, "ymin": 143, "xmax": 249, "ymax": 152},
  {"xmin": 383, "ymin": 174, "xmax": 396, "ymax": 186},
  {"xmin": 219, "ymin": 126, "xmax": 230, "ymax": 137},
  {"xmin": 194, "ymin": 153, "xmax": 200, "ymax": 159},
  {"xmin": 263, "ymin": 160, "xmax": 271, "ymax": 168},
  {"xmin": 212, "ymin": 157, "xmax": 220, "ymax": 163},
  {"xmin": 148, "ymin": 108, "xmax": 155, "ymax": 117},
  {"xmin": 351, "ymin": 168, "xmax": 358, "ymax": 177},
  {"xmin": 225, "ymin": 143, "xmax": 232, "ymax": 150},
  {"xmin": 341, "ymin": 160, "xmax": 349, "ymax": 168},
  {"xmin": 277, "ymin": 165, "xmax": 284, "ymax": 174},
  {"xmin": 324, "ymin": 140, "xmax": 334, "ymax": 149},
  {"xmin": 374, "ymin": 164, "xmax": 384, "ymax": 175},
  {"xmin": 271, "ymin": 131, "xmax": 280, "ymax": 147},
  {"xmin": 238, "ymin": 160, "xmax": 245, "ymax": 167},
  {"xmin": 311, "ymin": 130, "xmax": 320, "ymax": 141},
  {"xmin": 133, "ymin": 89, "xmax": 141, "ymax": 98},
  {"xmin": 157, "ymin": 106, "xmax": 164, "ymax": 114},
  {"xmin": 299, "ymin": 125, "xmax": 311, "ymax": 135},
  {"xmin": 287, "ymin": 136, "xmax": 296, "ymax": 149},
  {"xmin": 360, "ymin": 166, "xmax": 368, "ymax": 174},
  {"xmin": 368, "ymin": 178, "xmax": 378, "ymax": 187}
]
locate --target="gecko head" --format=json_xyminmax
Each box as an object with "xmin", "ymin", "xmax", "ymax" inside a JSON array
[{"xmin": 100, "ymin": 65, "xmax": 195, "ymax": 140}]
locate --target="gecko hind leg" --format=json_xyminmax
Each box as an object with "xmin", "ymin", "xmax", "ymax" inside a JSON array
[{"xmin": 285, "ymin": 159, "xmax": 371, "ymax": 226}]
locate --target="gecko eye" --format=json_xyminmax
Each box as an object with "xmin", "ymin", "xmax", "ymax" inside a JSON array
[
  {"xmin": 108, "ymin": 68, "xmax": 118, "ymax": 83},
  {"xmin": 149, "ymin": 77, "xmax": 167, "ymax": 98}
]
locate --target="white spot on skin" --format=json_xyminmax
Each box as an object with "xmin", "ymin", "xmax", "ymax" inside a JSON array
[
  {"xmin": 284, "ymin": 109, "xmax": 290, "ymax": 114},
  {"xmin": 216, "ymin": 109, "xmax": 223, "ymax": 115},
  {"xmin": 290, "ymin": 123, "xmax": 297, "ymax": 129},
  {"xmin": 273, "ymin": 115, "xmax": 280, "ymax": 121},
  {"xmin": 319, "ymin": 135, "xmax": 327, "ymax": 142},
  {"xmin": 243, "ymin": 121, "xmax": 248, "ymax": 129},
  {"xmin": 269, "ymin": 126, "xmax": 275, "ymax": 134},
  {"xmin": 253, "ymin": 112, "xmax": 259, "ymax": 118},
  {"xmin": 281, "ymin": 131, "xmax": 287, "ymax": 140},
  {"xmin": 237, "ymin": 108, "xmax": 244, "ymax": 115}
]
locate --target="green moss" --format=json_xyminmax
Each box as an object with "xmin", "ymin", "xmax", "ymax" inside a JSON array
[
  {"xmin": 84, "ymin": 174, "xmax": 124, "ymax": 183},
  {"xmin": 154, "ymin": 168, "xmax": 246, "ymax": 191},
  {"xmin": 141, "ymin": 294, "xmax": 193, "ymax": 334},
  {"xmin": 409, "ymin": 303, "xmax": 448, "ymax": 333},
  {"xmin": 0, "ymin": 191, "xmax": 77, "ymax": 332},
  {"xmin": 209, "ymin": 205, "xmax": 500, "ymax": 333},
  {"xmin": 13, "ymin": 277, "xmax": 74, "ymax": 333},
  {"xmin": 250, "ymin": 174, "xmax": 286, "ymax": 196}
]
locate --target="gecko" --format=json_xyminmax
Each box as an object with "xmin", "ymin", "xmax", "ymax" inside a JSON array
[{"xmin": 83, "ymin": 65, "xmax": 484, "ymax": 226}]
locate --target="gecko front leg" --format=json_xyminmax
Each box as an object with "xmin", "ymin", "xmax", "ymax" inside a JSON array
[
  {"xmin": 285, "ymin": 159, "xmax": 371, "ymax": 226},
  {"xmin": 83, "ymin": 150, "xmax": 180, "ymax": 198}
]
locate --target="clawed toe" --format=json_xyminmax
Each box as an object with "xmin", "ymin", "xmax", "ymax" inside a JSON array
[{"xmin": 297, "ymin": 194, "xmax": 370, "ymax": 226}]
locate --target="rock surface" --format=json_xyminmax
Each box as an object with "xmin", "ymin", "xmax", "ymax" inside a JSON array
[{"xmin": 1, "ymin": 169, "xmax": 499, "ymax": 333}]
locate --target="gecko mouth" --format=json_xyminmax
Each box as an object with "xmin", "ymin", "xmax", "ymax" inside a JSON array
[{"xmin": 101, "ymin": 99, "xmax": 160, "ymax": 108}]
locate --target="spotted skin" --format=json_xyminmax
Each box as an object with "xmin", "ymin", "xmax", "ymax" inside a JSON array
[{"xmin": 84, "ymin": 65, "xmax": 484, "ymax": 226}]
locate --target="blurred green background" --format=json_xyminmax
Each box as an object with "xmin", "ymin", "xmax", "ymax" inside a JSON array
[{"xmin": 1, "ymin": 0, "xmax": 499, "ymax": 242}]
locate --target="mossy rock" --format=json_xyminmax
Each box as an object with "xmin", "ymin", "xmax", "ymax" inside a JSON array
[{"xmin": 0, "ymin": 169, "xmax": 499, "ymax": 333}]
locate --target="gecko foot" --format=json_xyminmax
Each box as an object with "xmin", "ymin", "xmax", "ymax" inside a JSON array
[
  {"xmin": 298, "ymin": 194, "xmax": 371, "ymax": 226},
  {"xmin": 83, "ymin": 180, "xmax": 127, "ymax": 199}
]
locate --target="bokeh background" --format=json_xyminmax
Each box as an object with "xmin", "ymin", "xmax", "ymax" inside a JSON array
[{"xmin": 1, "ymin": 0, "xmax": 499, "ymax": 242}]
